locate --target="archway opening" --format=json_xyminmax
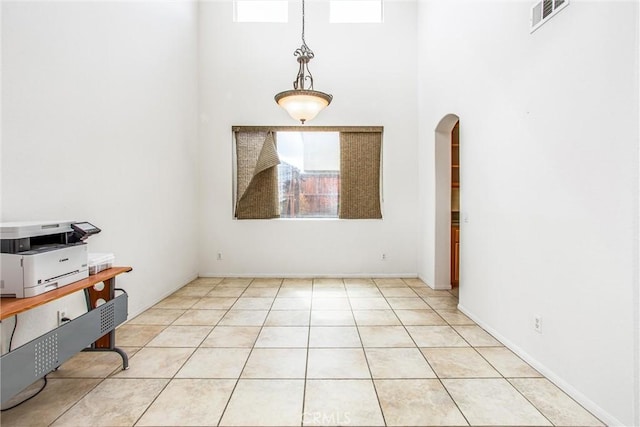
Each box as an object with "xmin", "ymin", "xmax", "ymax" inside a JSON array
[{"xmin": 434, "ymin": 114, "xmax": 460, "ymax": 289}]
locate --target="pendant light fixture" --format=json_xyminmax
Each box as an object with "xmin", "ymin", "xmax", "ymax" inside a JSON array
[{"xmin": 275, "ymin": 0, "xmax": 332, "ymax": 124}]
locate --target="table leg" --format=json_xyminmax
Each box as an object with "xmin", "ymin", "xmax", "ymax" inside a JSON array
[{"xmin": 83, "ymin": 277, "xmax": 128, "ymax": 369}]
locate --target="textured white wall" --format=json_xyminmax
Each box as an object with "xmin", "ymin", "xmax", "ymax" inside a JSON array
[
  {"xmin": 198, "ymin": 1, "xmax": 419, "ymax": 277},
  {"xmin": 1, "ymin": 1, "xmax": 200, "ymax": 348},
  {"xmin": 417, "ymin": 1, "xmax": 639, "ymax": 425}
]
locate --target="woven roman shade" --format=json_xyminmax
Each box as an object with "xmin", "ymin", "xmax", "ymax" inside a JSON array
[
  {"xmin": 339, "ymin": 131, "xmax": 383, "ymax": 219},
  {"xmin": 235, "ymin": 131, "xmax": 281, "ymax": 219}
]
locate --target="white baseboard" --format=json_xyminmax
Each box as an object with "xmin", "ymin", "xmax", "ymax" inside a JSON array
[
  {"xmin": 457, "ymin": 302, "xmax": 625, "ymax": 427},
  {"xmin": 197, "ymin": 272, "xmax": 420, "ymax": 279}
]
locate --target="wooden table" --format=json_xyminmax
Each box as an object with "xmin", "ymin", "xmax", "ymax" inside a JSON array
[{"xmin": 0, "ymin": 266, "xmax": 132, "ymax": 405}]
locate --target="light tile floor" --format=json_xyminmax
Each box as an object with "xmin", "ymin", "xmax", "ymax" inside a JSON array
[{"xmin": 1, "ymin": 277, "xmax": 605, "ymax": 427}]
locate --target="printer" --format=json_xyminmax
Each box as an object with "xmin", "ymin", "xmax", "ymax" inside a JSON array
[{"xmin": 0, "ymin": 220, "xmax": 101, "ymax": 298}]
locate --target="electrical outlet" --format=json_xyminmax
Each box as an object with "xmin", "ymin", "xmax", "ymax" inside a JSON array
[
  {"xmin": 534, "ymin": 315, "xmax": 542, "ymax": 333},
  {"xmin": 57, "ymin": 309, "xmax": 68, "ymax": 326},
  {"xmin": 217, "ymin": 253, "xmax": 223, "ymax": 261},
  {"xmin": 381, "ymin": 253, "xmax": 387, "ymax": 260}
]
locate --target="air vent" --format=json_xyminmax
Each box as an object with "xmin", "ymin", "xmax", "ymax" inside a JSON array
[{"xmin": 531, "ymin": 0, "xmax": 569, "ymax": 33}]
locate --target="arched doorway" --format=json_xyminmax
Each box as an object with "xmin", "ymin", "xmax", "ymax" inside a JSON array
[{"xmin": 434, "ymin": 114, "xmax": 460, "ymax": 289}]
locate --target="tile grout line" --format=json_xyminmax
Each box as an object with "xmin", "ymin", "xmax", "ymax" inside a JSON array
[
  {"xmin": 215, "ymin": 277, "xmax": 281, "ymax": 427},
  {"xmin": 376, "ymin": 280, "xmax": 473, "ymax": 427},
  {"xmin": 350, "ymin": 281, "xmax": 389, "ymax": 427},
  {"xmin": 132, "ymin": 280, "xmax": 226, "ymax": 426}
]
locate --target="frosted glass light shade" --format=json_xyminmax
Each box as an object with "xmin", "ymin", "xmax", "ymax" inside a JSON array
[{"xmin": 275, "ymin": 90, "xmax": 333, "ymax": 124}]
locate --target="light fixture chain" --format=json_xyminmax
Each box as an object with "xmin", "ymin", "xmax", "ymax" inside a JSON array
[{"xmin": 301, "ymin": 0, "xmax": 306, "ymax": 47}]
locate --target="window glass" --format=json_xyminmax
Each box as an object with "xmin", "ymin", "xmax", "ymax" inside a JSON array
[
  {"xmin": 330, "ymin": 0, "xmax": 383, "ymax": 23},
  {"xmin": 234, "ymin": 0, "xmax": 288, "ymax": 23},
  {"xmin": 277, "ymin": 132, "xmax": 340, "ymax": 218}
]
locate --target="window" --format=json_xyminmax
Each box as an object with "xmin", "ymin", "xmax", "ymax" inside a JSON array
[
  {"xmin": 234, "ymin": 0, "xmax": 288, "ymax": 23},
  {"xmin": 330, "ymin": 0, "xmax": 383, "ymax": 23},
  {"xmin": 233, "ymin": 126, "xmax": 383, "ymax": 220},
  {"xmin": 278, "ymin": 132, "xmax": 340, "ymax": 218}
]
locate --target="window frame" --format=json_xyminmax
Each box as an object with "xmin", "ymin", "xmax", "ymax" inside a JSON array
[{"xmin": 232, "ymin": 126, "xmax": 384, "ymax": 220}]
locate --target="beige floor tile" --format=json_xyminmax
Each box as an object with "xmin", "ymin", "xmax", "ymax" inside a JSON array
[
  {"xmin": 343, "ymin": 278, "xmax": 375, "ymax": 286},
  {"xmin": 307, "ymin": 348, "xmax": 370, "ymax": 379},
  {"xmin": 249, "ymin": 278, "xmax": 283, "ymax": 287},
  {"xmin": 313, "ymin": 278, "xmax": 345, "ymax": 287},
  {"xmin": 386, "ymin": 297, "xmax": 431, "ymax": 310},
  {"xmin": 309, "ymin": 326, "xmax": 362, "ymax": 347},
  {"xmin": 172, "ymin": 309, "xmax": 226, "ymax": 326},
  {"xmin": 277, "ymin": 288, "xmax": 313, "ymax": 298},
  {"xmin": 176, "ymin": 347, "xmax": 251, "ymax": 378},
  {"xmin": 509, "ymin": 378, "xmax": 604, "ymax": 426},
  {"xmin": 449, "ymin": 286, "xmax": 460, "ymax": 297},
  {"xmin": 192, "ymin": 297, "xmax": 237, "ymax": 310},
  {"xmin": 312, "ymin": 297, "xmax": 351, "ymax": 310},
  {"xmin": 353, "ymin": 310, "xmax": 401, "ymax": 326},
  {"xmin": 172, "ymin": 286, "xmax": 212, "ymax": 297},
  {"xmin": 375, "ymin": 379, "xmax": 468, "ymax": 426},
  {"xmin": 1, "ymin": 378, "xmax": 100, "ymax": 426},
  {"xmin": 241, "ymin": 348, "xmax": 307, "ymax": 378},
  {"xmin": 453, "ymin": 325, "xmax": 502, "ymax": 346},
  {"xmin": 349, "ymin": 297, "xmax": 391, "ymax": 310},
  {"xmin": 220, "ymin": 277, "xmax": 253, "ymax": 287},
  {"xmin": 201, "ymin": 326, "xmax": 261, "ymax": 347},
  {"xmin": 114, "ymin": 347, "xmax": 194, "ymax": 378},
  {"xmin": 128, "ymin": 308, "xmax": 185, "ymax": 325},
  {"xmin": 255, "ymin": 326, "xmax": 309, "ymax": 347},
  {"xmin": 188, "ymin": 277, "xmax": 224, "ymax": 286},
  {"xmin": 146, "ymin": 325, "xmax": 212, "ymax": 347},
  {"xmin": 220, "ymin": 379, "xmax": 304, "ymax": 426},
  {"xmin": 373, "ymin": 278, "xmax": 406, "ymax": 287},
  {"xmin": 217, "ymin": 284, "xmax": 249, "ymax": 290},
  {"xmin": 365, "ymin": 348, "xmax": 436, "ymax": 379},
  {"xmin": 402, "ymin": 278, "xmax": 429, "ymax": 287},
  {"xmin": 434, "ymin": 309, "xmax": 476, "ymax": 325},
  {"xmin": 49, "ymin": 349, "xmax": 135, "ymax": 378},
  {"xmin": 232, "ymin": 297, "xmax": 274, "ymax": 310},
  {"xmin": 282, "ymin": 278, "xmax": 314, "ymax": 287},
  {"xmin": 413, "ymin": 287, "xmax": 453, "ymax": 298},
  {"xmin": 346, "ymin": 288, "xmax": 383, "ymax": 297},
  {"xmin": 443, "ymin": 378, "xmax": 551, "ymax": 426},
  {"xmin": 422, "ymin": 347, "xmax": 500, "ymax": 378},
  {"xmin": 217, "ymin": 309, "xmax": 269, "ymax": 326},
  {"xmin": 379, "ymin": 287, "xmax": 419, "ymax": 297},
  {"xmin": 242, "ymin": 287, "xmax": 279, "ymax": 297},
  {"xmin": 272, "ymin": 297, "xmax": 312, "ymax": 310},
  {"xmin": 394, "ymin": 309, "xmax": 447, "ymax": 326},
  {"xmin": 478, "ymin": 347, "xmax": 542, "ymax": 377},
  {"xmin": 136, "ymin": 379, "xmax": 235, "ymax": 426},
  {"xmin": 51, "ymin": 378, "xmax": 168, "ymax": 427},
  {"xmin": 310, "ymin": 310, "xmax": 355, "ymax": 326},
  {"xmin": 265, "ymin": 310, "xmax": 311, "ymax": 326},
  {"xmin": 115, "ymin": 324, "xmax": 166, "ymax": 347},
  {"xmin": 154, "ymin": 295, "xmax": 200, "ymax": 310},
  {"xmin": 424, "ymin": 296, "xmax": 460, "ymax": 309},
  {"xmin": 313, "ymin": 288, "xmax": 348, "ymax": 298},
  {"xmin": 406, "ymin": 325, "xmax": 469, "ymax": 347},
  {"xmin": 207, "ymin": 287, "xmax": 245, "ymax": 297},
  {"xmin": 303, "ymin": 379, "xmax": 384, "ymax": 426},
  {"xmin": 358, "ymin": 326, "xmax": 415, "ymax": 347}
]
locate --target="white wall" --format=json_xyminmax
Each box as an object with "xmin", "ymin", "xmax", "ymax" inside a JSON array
[
  {"xmin": 1, "ymin": 1, "xmax": 200, "ymax": 348},
  {"xmin": 199, "ymin": 1, "xmax": 419, "ymax": 277},
  {"xmin": 417, "ymin": 1, "xmax": 639, "ymax": 425}
]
